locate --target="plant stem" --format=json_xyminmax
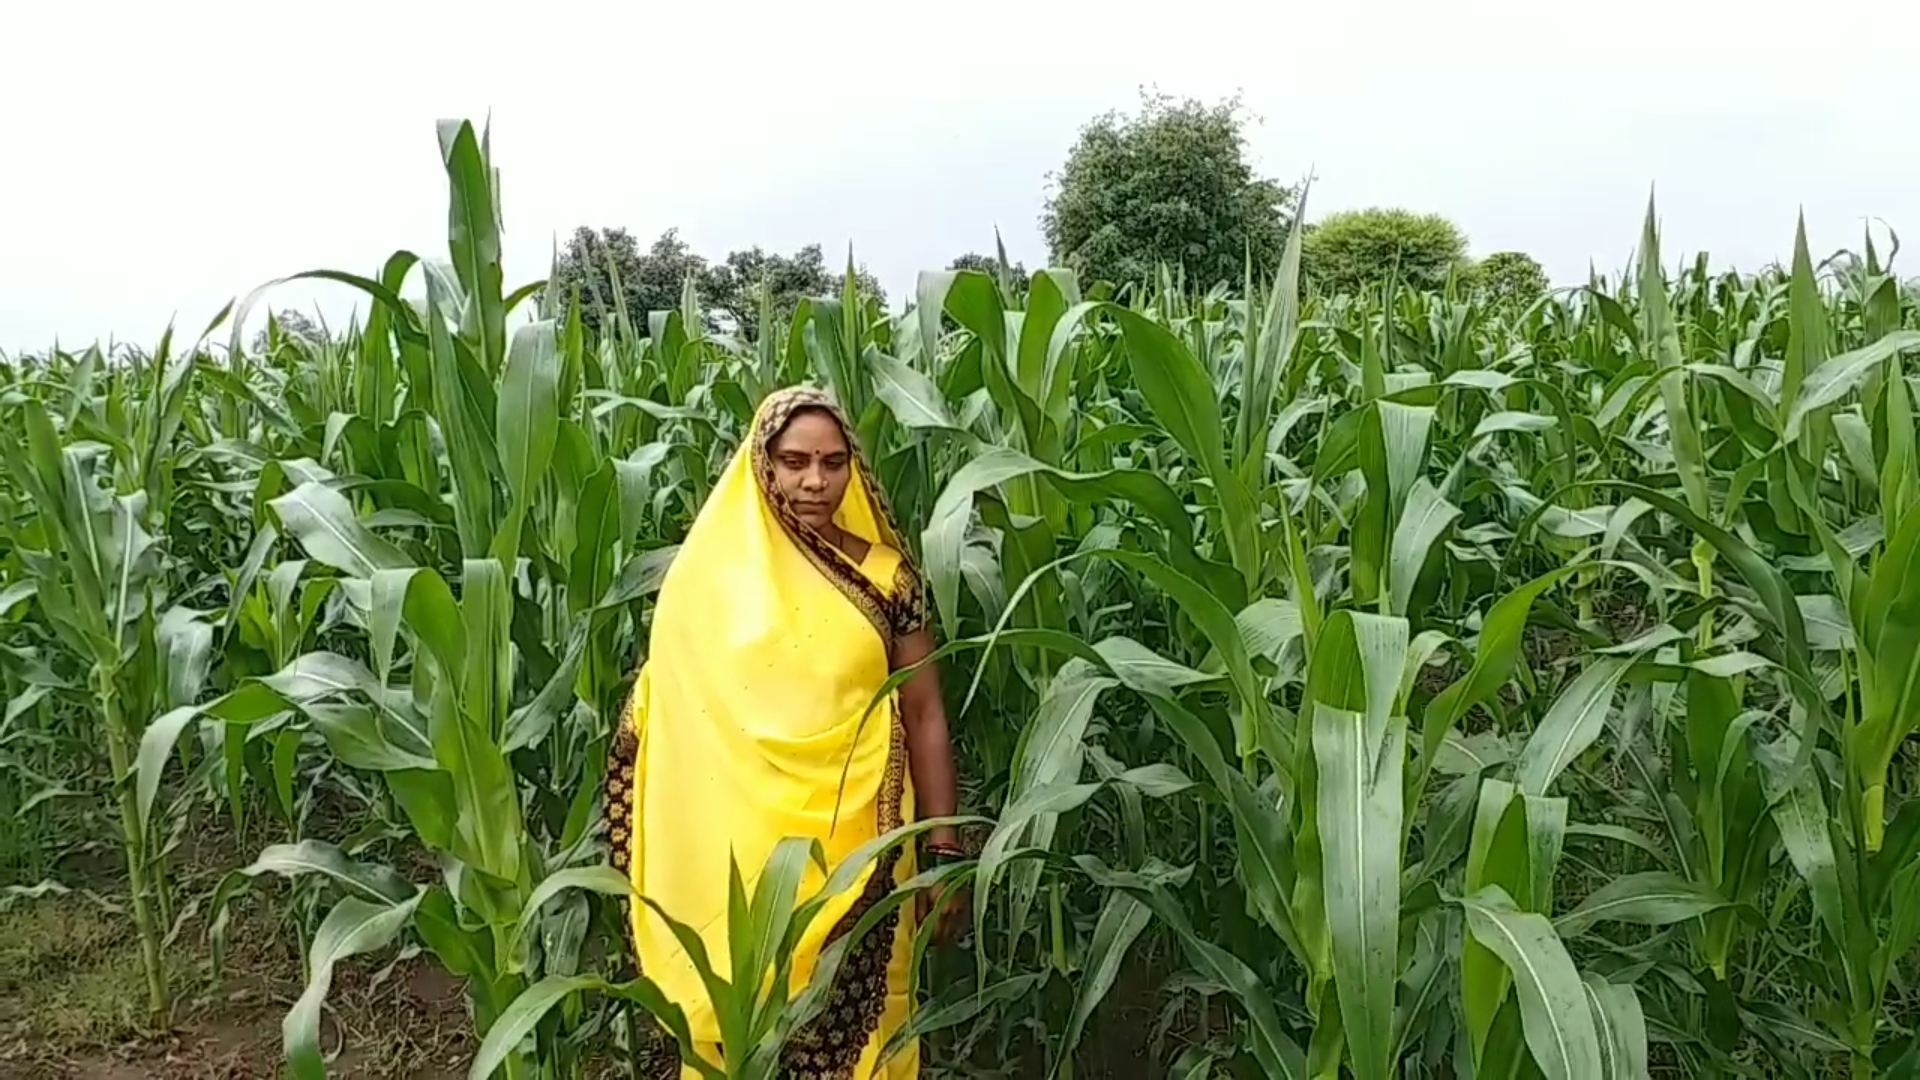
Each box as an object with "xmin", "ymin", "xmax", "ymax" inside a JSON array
[
  {"xmin": 491, "ymin": 921, "xmax": 533, "ymax": 1080},
  {"xmin": 1049, "ymin": 882, "xmax": 1067, "ymax": 975},
  {"xmin": 100, "ymin": 677, "xmax": 170, "ymax": 1025},
  {"xmin": 624, "ymin": 998, "xmax": 645, "ymax": 1079},
  {"xmin": 1692, "ymin": 538, "xmax": 1715, "ymax": 652}
]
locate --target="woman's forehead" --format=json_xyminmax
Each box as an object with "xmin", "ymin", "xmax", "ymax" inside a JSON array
[{"xmin": 775, "ymin": 410, "xmax": 849, "ymax": 451}]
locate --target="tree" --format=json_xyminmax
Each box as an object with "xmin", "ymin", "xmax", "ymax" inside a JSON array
[
  {"xmin": 1471, "ymin": 250, "xmax": 1550, "ymax": 308},
  {"xmin": 551, "ymin": 228, "xmax": 886, "ymax": 339},
  {"xmin": 549, "ymin": 227, "xmax": 709, "ymax": 338},
  {"xmin": 705, "ymin": 244, "xmax": 887, "ymax": 334},
  {"xmin": 1299, "ymin": 208, "xmax": 1470, "ymax": 297},
  {"xmin": 1042, "ymin": 92, "xmax": 1292, "ymax": 291},
  {"xmin": 824, "ymin": 259, "xmax": 887, "ymax": 318},
  {"xmin": 948, "ymin": 252, "xmax": 1030, "ymax": 296},
  {"xmin": 250, "ymin": 309, "xmax": 324, "ymax": 354}
]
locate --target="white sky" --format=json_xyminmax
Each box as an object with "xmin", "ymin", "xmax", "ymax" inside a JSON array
[{"xmin": 2, "ymin": 0, "xmax": 1911, "ymax": 352}]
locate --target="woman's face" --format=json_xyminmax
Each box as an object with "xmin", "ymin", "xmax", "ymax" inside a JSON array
[{"xmin": 770, "ymin": 409, "xmax": 852, "ymax": 530}]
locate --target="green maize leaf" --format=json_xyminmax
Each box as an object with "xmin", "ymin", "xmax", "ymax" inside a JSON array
[
  {"xmin": 436, "ymin": 120, "xmax": 506, "ymax": 375},
  {"xmin": 413, "ymin": 885, "xmax": 492, "ymax": 986},
  {"xmin": 1081, "ymin": 868, "xmax": 1307, "ymax": 1079},
  {"xmin": 1753, "ymin": 731, "xmax": 1857, "ymax": 999},
  {"xmin": 1581, "ymin": 973, "xmax": 1649, "ymax": 1080},
  {"xmin": 1423, "ymin": 566, "xmax": 1580, "ymax": 761},
  {"xmin": 502, "ymin": 621, "xmax": 586, "ymax": 754},
  {"xmin": 1554, "ymin": 872, "xmax": 1732, "ymax": 938},
  {"xmin": 133, "ymin": 705, "xmax": 202, "ymax": 836},
  {"xmin": 509, "ymin": 864, "xmax": 632, "ymax": 957},
  {"xmin": 1011, "ymin": 660, "xmax": 1117, "ymax": 796},
  {"xmin": 1781, "ymin": 214, "xmax": 1829, "ymax": 411},
  {"xmin": 1389, "ymin": 477, "xmax": 1460, "ymax": 617},
  {"xmin": 460, "ymin": 558, "xmax": 512, "ymax": 730},
  {"xmin": 1109, "ymin": 305, "xmax": 1261, "ymax": 583},
  {"xmin": 1313, "ymin": 704, "xmax": 1406, "ymax": 1080},
  {"xmin": 1637, "ymin": 198, "xmax": 1711, "ymax": 518},
  {"xmin": 423, "ymin": 270, "xmax": 501, "ymax": 556},
  {"xmin": 1389, "ymin": 912, "xmax": 1450, "ymax": 1064},
  {"xmin": 1144, "ymin": 692, "xmax": 1302, "ymax": 961},
  {"xmin": 1462, "ymin": 780, "xmax": 1530, "ymax": 1060},
  {"xmin": 156, "ymin": 606, "xmax": 214, "ymax": 710},
  {"xmin": 1590, "ymin": 481, "xmax": 1827, "ymax": 761},
  {"xmin": 1524, "ymin": 795, "xmax": 1568, "ymax": 917},
  {"xmin": 1515, "ymin": 658, "xmax": 1636, "ymax": 797},
  {"xmin": 368, "ymin": 566, "xmax": 465, "ymax": 687},
  {"xmin": 269, "ymin": 481, "xmax": 410, "ymax": 577},
  {"xmin": 737, "ymin": 837, "xmax": 815, "ymax": 1017},
  {"xmin": 1470, "ymin": 411, "xmax": 1559, "ymax": 442},
  {"xmin": 878, "ymin": 974, "xmax": 1047, "ymax": 1073},
  {"xmin": 869, "ymin": 349, "xmax": 960, "ymax": 432},
  {"xmin": 240, "ymin": 839, "xmax": 416, "ymax": 905},
  {"xmin": 1237, "ymin": 178, "xmax": 1308, "ymax": 468},
  {"xmin": 469, "ymin": 973, "xmax": 713, "ymax": 1080},
  {"xmin": 256, "ymin": 651, "xmax": 382, "ymax": 703},
  {"xmin": 921, "ymin": 446, "xmax": 1192, "ymax": 638},
  {"xmin": 283, "ymin": 892, "xmax": 422, "ymax": 1080},
  {"xmin": 1882, "ymin": 348, "xmax": 1915, "ymax": 530},
  {"xmin": 1016, "ymin": 269, "xmax": 1071, "ymax": 401},
  {"xmin": 1458, "ymin": 886, "xmax": 1604, "ymax": 1080},
  {"xmin": 1090, "ymin": 636, "xmax": 1215, "ymax": 696},
  {"xmin": 493, "ymin": 320, "xmax": 560, "ymax": 560},
  {"xmin": 1168, "ymin": 1048, "xmax": 1219, "ymax": 1080},
  {"xmin": 308, "ymin": 703, "xmax": 437, "ymax": 772},
  {"xmin": 963, "ymin": 547, "xmax": 1268, "ymax": 757},
  {"xmin": 1001, "ymin": 660, "xmax": 1115, "ymax": 948},
  {"xmin": 1855, "ymin": 505, "xmax": 1920, "ymax": 847},
  {"xmin": 1785, "ymin": 330, "xmax": 1920, "ymax": 442},
  {"xmin": 1740, "ymin": 1002, "xmax": 1852, "ymax": 1056}
]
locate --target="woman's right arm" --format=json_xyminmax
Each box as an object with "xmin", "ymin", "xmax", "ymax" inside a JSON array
[{"xmin": 893, "ymin": 628, "xmax": 961, "ymax": 855}]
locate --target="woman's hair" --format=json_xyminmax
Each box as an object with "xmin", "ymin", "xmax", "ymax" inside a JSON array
[{"xmin": 767, "ymin": 402, "xmax": 849, "ymax": 451}]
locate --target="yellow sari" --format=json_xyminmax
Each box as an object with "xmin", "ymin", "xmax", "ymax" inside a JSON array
[{"xmin": 604, "ymin": 388, "xmax": 926, "ymax": 1079}]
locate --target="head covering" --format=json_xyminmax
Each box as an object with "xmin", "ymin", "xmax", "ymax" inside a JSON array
[
  {"xmin": 741, "ymin": 387, "xmax": 926, "ymax": 642},
  {"xmin": 606, "ymin": 386, "xmax": 925, "ymax": 1073}
]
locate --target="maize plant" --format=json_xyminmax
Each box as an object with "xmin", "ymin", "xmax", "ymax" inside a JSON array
[{"xmin": 7, "ymin": 117, "xmax": 1920, "ymax": 1080}]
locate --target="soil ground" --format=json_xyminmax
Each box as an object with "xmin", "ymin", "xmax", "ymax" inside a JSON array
[
  {"xmin": 0, "ymin": 886, "xmax": 471, "ymax": 1079},
  {"xmin": 1, "ymin": 804, "xmax": 473, "ymax": 1080},
  {"xmin": 1, "ymin": 809, "xmax": 1177, "ymax": 1079}
]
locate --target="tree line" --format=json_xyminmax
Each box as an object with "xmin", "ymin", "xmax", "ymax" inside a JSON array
[
  {"xmin": 551, "ymin": 92, "xmax": 1549, "ymax": 338},
  {"xmin": 257, "ymin": 92, "xmax": 1551, "ymax": 346}
]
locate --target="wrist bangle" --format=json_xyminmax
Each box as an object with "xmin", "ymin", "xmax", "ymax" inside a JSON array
[{"xmin": 923, "ymin": 843, "xmax": 967, "ymax": 866}]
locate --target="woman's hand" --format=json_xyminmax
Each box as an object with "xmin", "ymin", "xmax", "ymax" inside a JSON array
[{"xmin": 917, "ymin": 881, "xmax": 970, "ymax": 947}]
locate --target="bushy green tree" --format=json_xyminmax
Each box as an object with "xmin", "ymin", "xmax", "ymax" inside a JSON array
[
  {"xmin": 706, "ymin": 244, "xmax": 886, "ymax": 335},
  {"xmin": 948, "ymin": 251, "xmax": 1030, "ymax": 296},
  {"xmin": 1301, "ymin": 208, "xmax": 1469, "ymax": 297},
  {"xmin": 549, "ymin": 227, "xmax": 708, "ymax": 337},
  {"xmin": 249, "ymin": 309, "xmax": 324, "ymax": 354},
  {"xmin": 1042, "ymin": 92, "xmax": 1292, "ymax": 290},
  {"xmin": 550, "ymin": 230, "xmax": 885, "ymax": 339},
  {"xmin": 1471, "ymin": 250, "xmax": 1550, "ymax": 307}
]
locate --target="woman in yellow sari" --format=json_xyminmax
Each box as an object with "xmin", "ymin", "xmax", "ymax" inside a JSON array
[{"xmin": 604, "ymin": 387, "xmax": 964, "ymax": 1079}]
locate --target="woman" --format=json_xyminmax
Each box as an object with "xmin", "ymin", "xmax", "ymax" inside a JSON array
[{"xmin": 603, "ymin": 387, "xmax": 965, "ymax": 1079}]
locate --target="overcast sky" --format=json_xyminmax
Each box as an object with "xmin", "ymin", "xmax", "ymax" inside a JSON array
[{"xmin": 3, "ymin": 0, "xmax": 1911, "ymax": 352}]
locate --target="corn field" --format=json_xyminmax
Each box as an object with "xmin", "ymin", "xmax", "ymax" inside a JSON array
[{"xmin": 4, "ymin": 117, "xmax": 1920, "ymax": 1080}]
